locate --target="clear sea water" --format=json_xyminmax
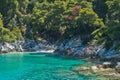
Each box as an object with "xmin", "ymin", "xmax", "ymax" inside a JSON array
[{"xmin": 0, "ymin": 52, "xmax": 105, "ymax": 80}]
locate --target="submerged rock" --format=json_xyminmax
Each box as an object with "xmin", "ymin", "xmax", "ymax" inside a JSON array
[
  {"xmin": 73, "ymin": 66, "xmax": 89, "ymax": 71},
  {"xmin": 97, "ymin": 64, "xmax": 103, "ymax": 69},
  {"xmin": 90, "ymin": 66, "xmax": 98, "ymax": 72}
]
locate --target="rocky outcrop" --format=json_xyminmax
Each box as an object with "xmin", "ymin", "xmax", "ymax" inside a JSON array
[
  {"xmin": 55, "ymin": 36, "xmax": 120, "ymax": 60},
  {"xmin": 22, "ymin": 40, "xmax": 56, "ymax": 52},
  {"xmin": 0, "ymin": 39, "xmax": 56, "ymax": 53},
  {"xmin": 0, "ymin": 36, "xmax": 119, "ymax": 61},
  {"xmin": 0, "ymin": 41, "xmax": 23, "ymax": 53},
  {"xmin": 55, "ymin": 37, "xmax": 85, "ymax": 56},
  {"xmin": 55, "ymin": 36, "xmax": 100, "ymax": 58}
]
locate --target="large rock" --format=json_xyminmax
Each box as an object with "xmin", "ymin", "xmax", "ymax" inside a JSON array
[{"xmin": 115, "ymin": 63, "xmax": 120, "ymax": 73}]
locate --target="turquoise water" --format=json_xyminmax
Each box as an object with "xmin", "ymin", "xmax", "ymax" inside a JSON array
[{"xmin": 0, "ymin": 53, "xmax": 98, "ymax": 80}]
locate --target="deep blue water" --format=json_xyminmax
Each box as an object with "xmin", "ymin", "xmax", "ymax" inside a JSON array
[{"xmin": 0, "ymin": 52, "xmax": 102, "ymax": 80}]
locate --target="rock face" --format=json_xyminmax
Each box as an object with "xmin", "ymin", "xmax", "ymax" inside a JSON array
[
  {"xmin": 0, "ymin": 40, "xmax": 56, "ymax": 53},
  {"xmin": 0, "ymin": 41, "xmax": 23, "ymax": 53},
  {"xmin": 56, "ymin": 36, "xmax": 103, "ymax": 58},
  {"xmin": 55, "ymin": 37, "xmax": 85, "ymax": 57},
  {"xmin": 22, "ymin": 40, "xmax": 56, "ymax": 52},
  {"xmin": 55, "ymin": 36, "xmax": 120, "ymax": 59}
]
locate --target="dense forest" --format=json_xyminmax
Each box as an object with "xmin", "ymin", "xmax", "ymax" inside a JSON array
[{"xmin": 0, "ymin": 0, "xmax": 120, "ymax": 50}]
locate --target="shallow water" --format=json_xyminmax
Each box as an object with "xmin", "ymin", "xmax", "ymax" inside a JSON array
[{"xmin": 0, "ymin": 53, "xmax": 106, "ymax": 80}]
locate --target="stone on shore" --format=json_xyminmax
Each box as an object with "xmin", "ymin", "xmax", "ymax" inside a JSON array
[
  {"xmin": 103, "ymin": 62, "xmax": 112, "ymax": 68},
  {"xmin": 115, "ymin": 63, "xmax": 120, "ymax": 73}
]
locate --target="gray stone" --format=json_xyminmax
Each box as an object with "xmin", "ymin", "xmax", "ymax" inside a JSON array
[{"xmin": 115, "ymin": 64, "xmax": 120, "ymax": 73}]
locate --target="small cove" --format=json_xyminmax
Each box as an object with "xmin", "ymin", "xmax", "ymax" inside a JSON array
[{"xmin": 0, "ymin": 52, "xmax": 109, "ymax": 80}]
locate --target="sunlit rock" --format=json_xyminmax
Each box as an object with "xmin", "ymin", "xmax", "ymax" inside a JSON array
[{"xmin": 115, "ymin": 63, "xmax": 120, "ymax": 73}]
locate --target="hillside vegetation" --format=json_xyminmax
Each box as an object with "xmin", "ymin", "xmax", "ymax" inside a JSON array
[{"xmin": 0, "ymin": 0, "xmax": 120, "ymax": 50}]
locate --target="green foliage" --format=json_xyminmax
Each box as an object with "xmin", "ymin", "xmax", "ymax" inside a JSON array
[
  {"xmin": 0, "ymin": 13, "xmax": 23, "ymax": 42},
  {"xmin": 11, "ymin": 27, "xmax": 23, "ymax": 40},
  {"xmin": 1, "ymin": 28, "xmax": 16, "ymax": 42},
  {"xmin": 78, "ymin": 8, "xmax": 104, "ymax": 27},
  {"xmin": 0, "ymin": 13, "xmax": 3, "ymax": 27},
  {"xmin": 0, "ymin": 0, "xmax": 120, "ymax": 50},
  {"xmin": 92, "ymin": 0, "xmax": 120, "ymax": 50},
  {"xmin": 91, "ymin": 0, "xmax": 108, "ymax": 22},
  {"xmin": 79, "ymin": 1, "xmax": 93, "ymax": 8}
]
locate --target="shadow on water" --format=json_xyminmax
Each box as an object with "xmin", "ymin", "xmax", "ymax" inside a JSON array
[
  {"xmin": 29, "ymin": 52, "xmax": 87, "ymax": 62},
  {"xmin": 29, "ymin": 52, "xmax": 50, "ymax": 55},
  {"xmin": 47, "ymin": 54, "xmax": 87, "ymax": 61}
]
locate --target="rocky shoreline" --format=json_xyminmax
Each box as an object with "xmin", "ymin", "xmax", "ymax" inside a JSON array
[
  {"xmin": 1, "ymin": 37, "xmax": 120, "ymax": 61},
  {"xmin": 0, "ymin": 39, "xmax": 56, "ymax": 53},
  {"xmin": 54, "ymin": 36, "xmax": 120, "ymax": 76},
  {"xmin": 55, "ymin": 37, "xmax": 120, "ymax": 60},
  {"xmin": 0, "ymin": 37, "xmax": 120, "ymax": 76}
]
